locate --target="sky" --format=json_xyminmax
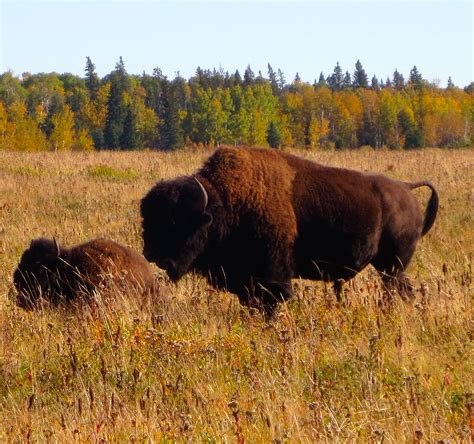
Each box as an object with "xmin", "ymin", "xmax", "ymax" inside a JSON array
[{"xmin": 0, "ymin": 0, "xmax": 472, "ymax": 87}]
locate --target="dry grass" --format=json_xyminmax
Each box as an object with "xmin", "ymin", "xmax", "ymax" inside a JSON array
[{"xmin": 0, "ymin": 148, "xmax": 472, "ymax": 442}]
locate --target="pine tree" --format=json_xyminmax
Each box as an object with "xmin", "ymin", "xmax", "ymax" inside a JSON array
[
  {"xmin": 267, "ymin": 63, "xmax": 279, "ymax": 95},
  {"xmin": 352, "ymin": 59, "xmax": 368, "ymax": 88},
  {"xmin": 243, "ymin": 65, "xmax": 255, "ymax": 86},
  {"xmin": 316, "ymin": 72, "xmax": 327, "ymax": 87},
  {"xmin": 392, "ymin": 69, "xmax": 405, "ymax": 91},
  {"xmin": 85, "ymin": 56, "xmax": 100, "ymax": 100},
  {"xmin": 343, "ymin": 71, "xmax": 352, "ymax": 89},
  {"xmin": 233, "ymin": 69, "xmax": 242, "ymax": 86},
  {"xmin": 327, "ymin": 62, "xmax": 343, "ymax": 90},
  {"xmin": 267, "ymin": 121, "xmax": 282, "ymax": 148},
  {"xmin": 277, "ymin": 69, "xmax": 286, "ymax": 91},
  {"xmin": 160, "ymin": 82, "xmax": 184, "ymax": 150},
  {"xmin": 120, "ymin": 104, "xmax": 139, "ymax": 149},
  {"xmin": 104, "ymin": 57, "xmax": 130, "ymax": 149},
  {"xmin": 371, "ymin": 75, "xmax": 380, "ymax": 91},
  {"xmin": 409, "ymin": 66, "xmax": 423, "ymax": 89},
  {"xmin": 447, "ymin": 76, "xmax": 455, "ymax": 89}
]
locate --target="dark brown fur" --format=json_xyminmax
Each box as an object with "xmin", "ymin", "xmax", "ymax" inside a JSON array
[
  {"xmin": 13, "ymin": 238, "xmax": 157, "ymax": 309},
  {"xmin": 141, "ymin": 147, "xmax": 438, "ymax": 316}
]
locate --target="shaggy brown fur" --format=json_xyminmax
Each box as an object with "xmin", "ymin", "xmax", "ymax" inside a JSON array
[
  {"xmin": 14, "ymin": 238, "xmax": 157, "ymax": 309},
  {"xmin": 141, "ymin": 147, "xmax": 438, "ymax": 316}
]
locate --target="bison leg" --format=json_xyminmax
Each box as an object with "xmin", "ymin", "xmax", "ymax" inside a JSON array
[
  {"xmin": 333, "ymin": 279, "xmax": 346, "ymax": 303},
  {"xmin": 235, "ymin": 278, "xmax": 292, "ymax": 320},
  {"xmin": 371, "ymin": 250, "xmax": 416, "ymax": 301}
]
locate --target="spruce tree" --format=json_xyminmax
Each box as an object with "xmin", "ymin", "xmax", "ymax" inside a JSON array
[
  {"xmin": 409, "ymin": 65, "xmax": 423, "ymax": 89},
  {"xmin": 160, "ymin": 82, "xmax": 184, "ymax": 150},
  {"xmin": 277, "ymin": 69, "xmax": 286, "ymax": 91},
  {"xmin": 243, "ymin": 65, "xmax": 255, "ymax": 86},
  {"xmin": 447, "ymin": 76, "xmax": 455, "ymax": 89},
  {"xmin": 104, "ymin": 57, "xmax": 130, "ymax": 149},
  {"xmin": 371, "ymin": 75, "xmax": 380, "ymax": 91},
  {"xmin": 267, "ymin": 63, "xmax": 279, "ymax": 94},
  {"xmin": 317, "ymin": 72, "xmax": 327, "ymax": 87},
  {"xmin": 343, "ymin": 71, "xmax": 352, "ymax": 89},
  {"xmin": 233, "ymin": 69, "xmax": 242, "ymax": 86},
  {"xmin": 328, "ymin": 62, "xmax": 343, "ymax": 90},
  {"xmin": 352, "ymin": 59, "xmax": 368, "ymax": 88},
  {"xmin": 84, "ymin": 56, "xmax": 100, "ymax": 100},
  {"xmin": 120, "ymin": 104, "xmax": 139, "ymax": 149},
  {"xmin": 392, "ymin": 69, "xmax": 405, "ymax": 91},
  {"xmin": 267, "ymin": 121, "xmax": 282, "ymax": 148}
]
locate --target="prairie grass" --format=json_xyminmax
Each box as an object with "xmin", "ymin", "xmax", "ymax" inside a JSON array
[{"xmin": 0, "ymin": 148, "xmax": 472, "ymax": 442}]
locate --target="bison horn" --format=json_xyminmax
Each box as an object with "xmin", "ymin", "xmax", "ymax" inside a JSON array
[
  {"xmin": 52, "ymin": 237, "xmax": 61, "ymax": 258},
  {"xmin": 194, "ymin": 177, "xmax": 208, "ymax": 210}
]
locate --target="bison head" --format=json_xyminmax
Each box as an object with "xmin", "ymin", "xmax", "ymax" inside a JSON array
[
  {"xmin": 140, "ymin": 176, "xmax": 213, "ymax": 281},
  {"xmin": 13, "ymin": 238, "xmax": 62, "ymax": 309}
]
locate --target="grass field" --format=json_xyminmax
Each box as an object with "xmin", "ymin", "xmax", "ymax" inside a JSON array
[{"xmin": 0, "ymin": 148, "xmax": 472, "ymax": 442}]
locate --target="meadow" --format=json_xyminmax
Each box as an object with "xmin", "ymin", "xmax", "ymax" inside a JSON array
[{"xmin": 0, "ymin": 148, "xmax": 472, "ymax": 442}]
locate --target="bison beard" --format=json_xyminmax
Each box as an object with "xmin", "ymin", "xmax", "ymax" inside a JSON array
[{"xmin": 141, "ymin": 147, "xmax": 438, "ymax": 317}]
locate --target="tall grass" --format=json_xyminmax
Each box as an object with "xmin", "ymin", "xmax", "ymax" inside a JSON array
[{"xmin": 0, "ymin": 148, "xmax": 472, "ymax": 442}]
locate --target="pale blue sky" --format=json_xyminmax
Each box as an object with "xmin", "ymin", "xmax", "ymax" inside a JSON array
[{"xmin": 1, "ymin": 0, "xmax": 472, "ymax": 87}]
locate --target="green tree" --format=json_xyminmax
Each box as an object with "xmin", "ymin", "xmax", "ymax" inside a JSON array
[
  {"xmin": 392, "ymin": 69, "xmax": 405, "ymax": 91},
  {"xmin": 160, "ymin": 81, "xmax": 184, "ymax": 150},
  {"xmin": 85, "ymin": 57, "xmax": 100, "ymax": 100},
  {"xmin": 104, "ymin": 57, "xmax": 130, "ymax": 148},
  {"xmin": 267, "ymin": 120, "xmax": 282, "ymax": 148},
  {"xmin": 353, "ymin": 59, "xmax": 368, "ymax": 88},
  {"xmin": 244, "ymin": 65, "xmax": 255, "ymax": 87},
  {"xmin": 328, "ymin": 62, "xmax": 343, "ymax": 91},
  {"xmin": 409, "ymin": 65, "xmax": 423, "ymax": 90}
]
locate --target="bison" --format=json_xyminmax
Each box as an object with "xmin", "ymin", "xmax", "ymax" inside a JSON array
[
  {"xmin": 13, "ymin": 237, "xmax": 157, "ymax": 309},
  {"xmin": 141, "ymin": 147, "xmax": 438, "ymax": 316}
]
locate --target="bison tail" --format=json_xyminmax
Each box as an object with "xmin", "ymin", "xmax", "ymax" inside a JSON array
[{"xmin": 409, "ymin": 181, "xmax": 439, "ymax": 236}]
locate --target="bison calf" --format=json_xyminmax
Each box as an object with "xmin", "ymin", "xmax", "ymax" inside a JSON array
[
  {"xmin": 141, "ymin": 147, "xmax": 438, "ymax": 317},
  {"xmin": 13, "ymin": 237, "xmax": 157, "ymax": 309}
]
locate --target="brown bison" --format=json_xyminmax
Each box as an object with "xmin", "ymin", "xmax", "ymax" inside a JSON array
[
  {"xmin": 13, "ymin": 237, "xmax": 157, "ymax": 309},
  {"xmin": 141, "ymin": 147, "xmax": 438, "ymax": 316}
]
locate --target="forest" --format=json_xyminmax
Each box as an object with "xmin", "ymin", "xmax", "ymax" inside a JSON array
[{"xmin": 0, "ymin": 57, "xmax": 472, "ymax": 152}]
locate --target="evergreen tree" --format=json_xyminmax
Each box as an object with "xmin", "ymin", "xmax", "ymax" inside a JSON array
[
  {"xmin": 352, "ymin": 59, "xmax": 368, "ymax": 88},
  {"xmin": 327, "ymin": 62, "xmax": 343, "ymax": 90},
  {"xmin": 409, "ymin": 65, "xmax": 423, "ymax": 89},
  {"xmin": 316, "ymin": 72, "xmax": 327, "ymax": 87},
  {"xmin": 267, "ymin": 63, "xmax": 279, "ymax": 94},
  {"xmin": 234, "ymin": 69, "xmax": 242, "ymax": 86},
  {"xmin": 371, "ymin": 75, "xmax": 380, "ymax": 91},
  {"xmin": 343, "ymin": 71, "xmax": 352, "ymax": 89},
  {"xmin": 84, "ymin": 56, "xmax": 100, "ymax": 99},
  {"xmin": 104, "ymin": 57, "xmax": 130, "ymax": 149},
  {"xmin": 160, "ymin": 82, "xmax": 184, "ymax": 150},
  {"xmin": 255, "ymin": 70, "xmax": 266, "ymax": 85},
  {"xmin": 120, "ymin": 104, "xmax": 139, "ymax": 149},
  {"xmin": 243, "ymin": 65, "xmax": 255, "ymax": 86},
  {"xmin": 267, "ymin": 121, "xmax": 282, "ymax": 148},
  {"xmin": 392, "ymin": 69, "xmax": 405, "ymax": 91},
  {"xmin": 447, "ymin": 76, "xmax": 455, "ymax": 89},
  {"xmin": 385, "ymin": 76, "xmax": 392, "ymax": 88},
  {"xmin": 277, "ymin": 69, "xmax": 286, "ymax": 91}
]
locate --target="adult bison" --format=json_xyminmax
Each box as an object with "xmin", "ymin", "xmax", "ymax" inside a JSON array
[
  {"xmin": 14, "ymin": 237, "xmax": 157, "ymax": 309},
  {"xmin": 141, "ymin": 147, "xmax": 438, "ymax": 316}
]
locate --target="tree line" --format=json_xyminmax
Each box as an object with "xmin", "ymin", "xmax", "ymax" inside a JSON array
[{"xmin": 0, "ymin": 57, "xmax": 472, "ymax": 152}]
